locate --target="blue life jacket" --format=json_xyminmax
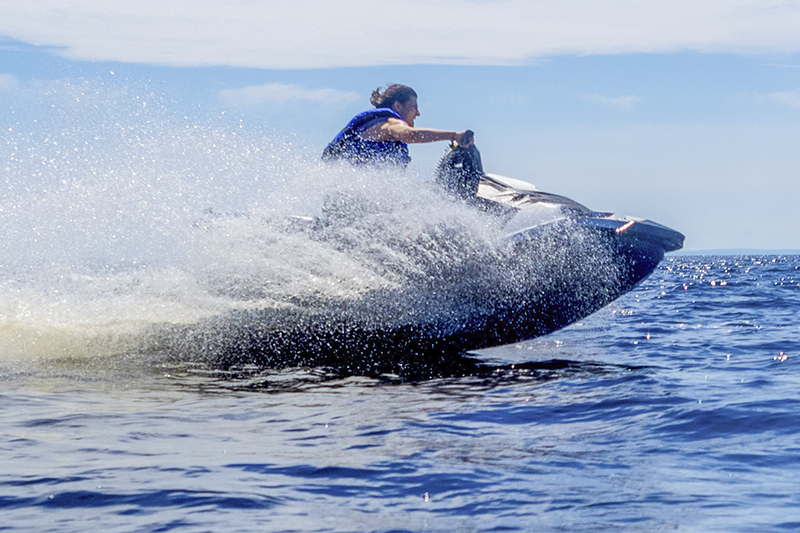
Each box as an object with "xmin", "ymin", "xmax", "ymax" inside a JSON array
[{"xmin": 322, "ymin": 108, "xmax": 410, "ymax": 168}]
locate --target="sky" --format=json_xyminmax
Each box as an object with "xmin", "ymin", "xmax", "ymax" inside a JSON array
[{"xmin": 1, "ymin": 0, "xmax": 800, "ymax": 251}]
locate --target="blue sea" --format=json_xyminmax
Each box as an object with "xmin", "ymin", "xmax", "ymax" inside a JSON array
[
  {"xmin": 1, "ymin": 254, "xmax": 798, "ymax": 532},
  {"xmin": 2, "ymin": 92, "xmax": 800, "ymax": 531}
]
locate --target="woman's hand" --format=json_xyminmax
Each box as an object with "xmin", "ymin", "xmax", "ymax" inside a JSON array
[{"xmin": 454, "ymin": 130, "xmax": 474, "ymax": 147}]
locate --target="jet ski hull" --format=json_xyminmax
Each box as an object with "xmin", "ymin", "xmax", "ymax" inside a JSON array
[{"xmin": 200, "ymin": 213, "xmax": 681, "ymax": 378}]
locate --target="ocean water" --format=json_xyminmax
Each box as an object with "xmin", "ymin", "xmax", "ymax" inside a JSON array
[
  {"xmin": 3, "ymin": 87, "xmax": 800, "ymax": 532},
  {"xmin": 2, "ymin": 254, "xmax": 799, "ymax": 532}
]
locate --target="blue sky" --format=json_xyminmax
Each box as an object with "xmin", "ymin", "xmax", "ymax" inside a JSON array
[{"xmin": 2, "ymin": 1, "xmax": 800, "ymax": 251}]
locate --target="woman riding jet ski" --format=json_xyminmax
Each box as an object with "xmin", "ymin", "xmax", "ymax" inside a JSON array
[{"xmin": 322, "ymin": 84, "xmax": 474, "ymax": 167}]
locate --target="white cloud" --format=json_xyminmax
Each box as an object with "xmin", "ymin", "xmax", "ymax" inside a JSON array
[
  {"xmin": 582, "ymin": 94, "xmax": 642, "ymax": 110},
  {"xmin": 219, "ymin": 83, "xmax": 359, "ymax": 109},
  {"xmin": 761, "ymin": 89, "xmax": 800, "ymax": 108},
  {"xmin": 0, "ymin": 73, "xmax": 19, "ymax": 91},
  {"xmin": 2, "ymin": 1, "xmax": 800, "ymax": 69}
]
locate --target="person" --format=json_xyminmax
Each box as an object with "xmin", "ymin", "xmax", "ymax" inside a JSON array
[{"xmin": 322, "ymin": 84, "xmax": 473, "ymax": 168}]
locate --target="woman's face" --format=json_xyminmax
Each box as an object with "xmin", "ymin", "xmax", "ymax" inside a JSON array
[{"xmin": 393, "ymin": 97, "xmax": 420, "ymax": 126}]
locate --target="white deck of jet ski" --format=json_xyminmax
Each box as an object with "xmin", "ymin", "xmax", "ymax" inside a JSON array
[
  {"xmin": 474, "ymin": 172, "xmax": 683, "ymax": 253},
  {"xmin": 478, "ymin": 173, "xmax": 589, "ymax": 210}
]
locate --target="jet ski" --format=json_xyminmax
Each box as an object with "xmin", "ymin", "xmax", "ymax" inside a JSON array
[{"xmin": 194, "ymin": 140, "xmax": 683, "ymax": 377}]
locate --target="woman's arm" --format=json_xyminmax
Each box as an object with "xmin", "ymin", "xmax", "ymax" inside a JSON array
[{"xmin": 363, "ymin": 118, "xmax": 473, "ymax": 146}]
